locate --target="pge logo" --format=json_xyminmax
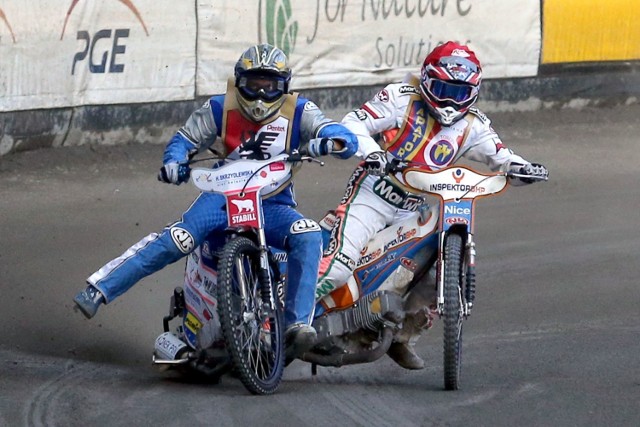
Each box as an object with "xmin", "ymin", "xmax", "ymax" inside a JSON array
[
  {"xmin": 61, "ymin": 0, "xmax": 149, "ymax": 75},
  {"xmin": 0, "ymin": 6, "xmax": 16, "ymax": 43}
]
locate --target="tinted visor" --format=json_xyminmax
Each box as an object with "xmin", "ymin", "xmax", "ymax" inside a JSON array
[
  {"xmin": 238, "ymin": 74, "xmax": 286, "ymax": 102},
  {"xmin": 429, "ymin": 80, "xmax": 474, "ymax": 104}
]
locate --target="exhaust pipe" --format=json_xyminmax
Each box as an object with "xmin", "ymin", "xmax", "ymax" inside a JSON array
[{"xmin": 300, "ymin": 327, "xmax": 394, "ymax": 367}]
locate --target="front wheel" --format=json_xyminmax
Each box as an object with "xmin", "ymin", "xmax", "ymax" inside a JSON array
[
  {"xmin": 216, "ymin": 237, "xmax": 285, "ymax": 395},
  {"xmin": 442, "ymin": 232, "xmax": 465, "ymax": 390}
]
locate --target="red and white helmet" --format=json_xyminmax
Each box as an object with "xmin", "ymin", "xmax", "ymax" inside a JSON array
[{"xmin": 420, "ymin": 42, "xmax": 482, "ymax": 125}]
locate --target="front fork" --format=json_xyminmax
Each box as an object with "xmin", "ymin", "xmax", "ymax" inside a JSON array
[
  {"xmin": 435, "ymin": 231, "xmax": 476, "ymax": 317},
  {"xmin": 230, "ymin": 228, "xmax": 276, "ymax": 322},
  {"xmin": 256, "ymin": 228, "xmax": 276, "ymax": 312}
]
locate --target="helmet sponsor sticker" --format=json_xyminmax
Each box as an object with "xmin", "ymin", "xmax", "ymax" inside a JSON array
[{"xmin": 170, "ymin": 226, "xmax": 195, "ymax": 254}]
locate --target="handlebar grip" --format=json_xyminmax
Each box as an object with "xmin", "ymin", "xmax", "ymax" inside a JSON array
[
  {"xmin": 385, "ymin": 158, "xmax": 403, "ymax": 174},
  {"xmin": 287, "ymin": 152, "xmax": 304, "ymax": 163}
]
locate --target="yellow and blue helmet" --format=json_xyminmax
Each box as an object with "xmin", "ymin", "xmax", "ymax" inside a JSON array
[{"xmin": 234, "ymin": 44, "xmax": 292, "ymax": 122}]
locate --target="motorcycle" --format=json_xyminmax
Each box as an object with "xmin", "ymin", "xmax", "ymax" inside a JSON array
[
  {"xmin": 151, "ymin": 151, "xmax": 322, "ymax": 395},
  {"xmin": 307, "ymin": 160, "xmax": 545, "ymax": 390},
  {"xmin": 153, "ymin": 154, "xmax": 546, "ymax": 393}
]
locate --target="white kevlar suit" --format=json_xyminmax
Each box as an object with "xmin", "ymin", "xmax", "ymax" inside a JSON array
[{"xmin": 317, "ymin": 74, "xmax": 534, "ymax": 315}]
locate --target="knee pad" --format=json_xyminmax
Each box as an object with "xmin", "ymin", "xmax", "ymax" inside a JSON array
[
  {"xmin": 166, "ymin": 224, "xmax": 196, "ymax": 254},
  {"xmin": 287, "ymin": 219, "xmax": 322, "ymax": 247}
]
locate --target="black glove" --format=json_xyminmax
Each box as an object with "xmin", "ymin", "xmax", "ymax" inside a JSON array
[
  {"xmin": 158, "ymin": 162, "xmax": 190, "ymax": 185},
  {"xmin": 362, "ymin": 152, "xmax": 388, "ymax": 176},
  {"xmin": 516, "ymin": 162, "xmax": 549, "ymax": 184}
]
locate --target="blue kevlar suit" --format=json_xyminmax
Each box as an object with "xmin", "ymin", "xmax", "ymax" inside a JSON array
[{"xmin": 87, "ymin": 82, "xmax": 357, "ymax": 328}]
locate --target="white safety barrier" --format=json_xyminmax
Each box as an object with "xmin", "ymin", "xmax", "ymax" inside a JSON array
[
  {"xmin": 0, "ymin": 0, "xmax": 541, "ymax": 112},
  {"xmin": 0, "ymin": 1, "xmax": 196, "ymax": 112}
]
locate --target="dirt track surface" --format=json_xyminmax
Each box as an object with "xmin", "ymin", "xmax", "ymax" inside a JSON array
[{"xmin": 1, "ymin": 105, "xmax": 639, "ymax": 426}]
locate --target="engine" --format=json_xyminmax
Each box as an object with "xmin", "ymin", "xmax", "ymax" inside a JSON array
[{"xmin": 312, "ymin": 291, "xmax": 405, "ymax": 350}]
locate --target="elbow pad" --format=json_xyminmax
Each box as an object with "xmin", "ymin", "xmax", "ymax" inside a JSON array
[{"xmin": 163, "ymin": 132, "xmax": 197, "ymax": 164}]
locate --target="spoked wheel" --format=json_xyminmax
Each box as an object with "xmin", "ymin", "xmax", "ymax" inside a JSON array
[
  {"xmin": 216, "ymin": 237, "xmax": 285, "ymax": 395},
  {"xmin": 442, "ymin": 232, "xmax": 465, "ymax": 391}
]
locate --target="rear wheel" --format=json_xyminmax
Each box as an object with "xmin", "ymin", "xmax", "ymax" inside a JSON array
[
  {"xmin": 217, "ymin": 237, "xmax": 285, "ymax": 395},
  {"xmin": 442, "ymin": 232, "xmax": 464, "ymax": 390}
]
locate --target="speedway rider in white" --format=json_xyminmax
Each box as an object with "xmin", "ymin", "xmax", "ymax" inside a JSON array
[
  {"xmin": 73, "ymin": 44, "xmax": 358, "ymax": 359},
  {"xmin": 317, "ymin": 41, "xmax": 548, "ymax": 369}
]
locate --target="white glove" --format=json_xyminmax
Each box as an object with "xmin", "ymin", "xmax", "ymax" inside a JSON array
[
  {"xmin": 362, "ymin": 152, "xmax": 388, "ymax": 176},
  {"xmin": 307, "ymin": 138, "xmax": 345, "ymax": 157},
  {"xmin": 158, "ymin": 162, "xmax": 190, "ymax": 185},
  {"xmin": 510, "ymin": 162, "xmax": 548, "ymax": 184}
]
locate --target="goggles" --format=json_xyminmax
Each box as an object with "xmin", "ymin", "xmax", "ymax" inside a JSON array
[
  {"xmin": 428, "ymin": 79, "xmax": 474, "ymax": 104},
  {"xmin": 238, "ymin": 74, "xmax": 286, "ymax": 102}
]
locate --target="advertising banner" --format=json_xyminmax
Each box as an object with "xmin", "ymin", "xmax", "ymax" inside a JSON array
[
  {"xmin": 542, "ymin": 0, "xmax": 640, "ymax": 64},
  {"xmin": 196, "ymin": 0, "xmax": 541, "ymax": 96},
  {"xmin": 0, "ymin": 0, "xmax": 196, "ymax": 112}
]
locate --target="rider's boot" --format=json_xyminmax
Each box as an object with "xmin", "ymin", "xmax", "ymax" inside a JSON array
[
  {"xmin": 387, "ymin": 341, "xmax": 425, "ymax": 370},
  {"xmin": 73, "ymin": 284, "xmax": 105, "ymax": 319},
  {"xmin": 284, "ymin": 323, "xmax": 317, "ymax": 360},
  {"xmin": 388, "ymin": 268, "xmax": 438, "ymax": 369},
  {"xmin": 388, "ymin": 302, "xmax": 439, "ymax": 369}
]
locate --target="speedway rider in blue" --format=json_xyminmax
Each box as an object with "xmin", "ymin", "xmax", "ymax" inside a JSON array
[{"xmin": 73, "ymin": 44, "xmax": 358, "ymax": 357}]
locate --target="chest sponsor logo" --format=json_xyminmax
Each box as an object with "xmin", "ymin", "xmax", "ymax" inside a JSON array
[
  {"xmin": 429, "ymin": 140, "xmax": 455, "ymax": 165},
  {"xmin": 239, "ymin": 130, "xmax": 279, "ymax": 160},
  {"xmin": 227, "ymin": 113, "xmax": 289, "ymax": 159}
]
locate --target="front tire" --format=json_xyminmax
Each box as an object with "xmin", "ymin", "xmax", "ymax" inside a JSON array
[
  {"xmin": 442, "ymin": 232, "xmax": 464, "ymax": 390},
  {"xmin": 217, "ymin": 237, "xmax": 285, "ymax": 395}
]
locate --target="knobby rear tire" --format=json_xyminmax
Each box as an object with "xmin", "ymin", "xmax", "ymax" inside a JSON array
[
  {"xmin": 442, "ymin": 232, "xmax": 464, "ymax": 391},
  {"xmin": 216, "ymin": 237, "xmax": 285, "ymax": 395}
]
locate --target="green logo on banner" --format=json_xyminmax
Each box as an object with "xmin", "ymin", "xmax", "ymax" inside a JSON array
[{"xmin": 259, "ymin": 0, "xmax": 298, "ymax": 55}]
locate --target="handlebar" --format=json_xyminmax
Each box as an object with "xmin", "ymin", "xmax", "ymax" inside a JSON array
[
  {"xmin": 185, "ymin": 150, "xmax": 323, "ymax": 166},
  {"xmin": 505, "ymin": 172, "xmax": 548, "ymax": 182},
  {"xmin": 384, "ymin": 158, "xmax": 548, "ymax": 182},
  {"xmin": 287, "ymin": 150, "xmax": 325, "ymax": 166}
]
